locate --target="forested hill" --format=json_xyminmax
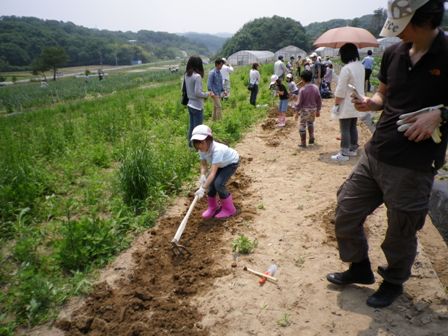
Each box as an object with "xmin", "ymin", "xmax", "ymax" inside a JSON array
[
  {"xmin": 219, "ymin": 16, "xmax": 309, "ymax": 57},
  {"xmin": 217, "ymin": 12, "xmax": 386, "ymax": 57},
  {"xmin": 304, "ymin": 10, "xmax": 388, "ymax": 44},
  {"xmin": 218, "ymin": 9, "xmax": 448, "ymax": 56},
  {"xmin": 178, "ymin": 33, "xmax": 228, "ymax": 54},
  {"xmin": 218, "ymin": 12, "xmax": 386, "ymax": 56},
  {"xmin": 0, "ymin": 16, "xmax": 210, "ymax": 70}
]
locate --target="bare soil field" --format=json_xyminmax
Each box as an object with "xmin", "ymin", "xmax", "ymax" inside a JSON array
[{"xmin": 27, "ymin": 99, "xmax": 448, "ymax": 336}]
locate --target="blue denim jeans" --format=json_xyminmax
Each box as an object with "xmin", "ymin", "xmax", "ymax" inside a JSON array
[
  {"xmin": 250, "ymin": 84, "xmax": 258, "ymax": 106},
  {"xmin": 208, "ymin": 162, "xmax": 239, "ymax": 198},
  {"xmin": 339, "ymin": 118, "xmax": 358, "ymax": 155},
  {"xmin": 188, "ymin": 106, "xmax": 204, "ymax": 146}
]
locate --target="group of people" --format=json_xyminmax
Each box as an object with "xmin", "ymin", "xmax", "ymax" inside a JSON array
[
  {"xmin": 182, "ymin": 56, "xmax": 235, "ymax": 145},
  {"xmin": 182, "ymin": 0, "xmax": 448, "ymax": 310},
  {"xmin": 269, "ymin": 45, "xmax": 363, "ymax": 160}
]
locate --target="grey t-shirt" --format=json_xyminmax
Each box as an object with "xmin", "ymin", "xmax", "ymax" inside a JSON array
[{"xmin": 185, "ymin": 72, "xmax": 208, "ymax": 110}]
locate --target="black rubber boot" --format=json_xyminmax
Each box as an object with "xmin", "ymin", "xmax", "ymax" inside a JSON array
[
  {"xmin": 366, "ymin": 281, "xmax": 403, "ymax": 308},
  {"xmin": 299, "ymin": 130, "xmax": 307, "ymax": 148},
  {"xmin": 308, "ymin": 125, "xmax": 315, "ymax": 144},
  {"xmin": 327, "ymin": 259, "xmax": 375, "ymax": 285}
]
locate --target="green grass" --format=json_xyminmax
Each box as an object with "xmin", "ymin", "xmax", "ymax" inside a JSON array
[
  {"xmin": 0, "ymin": 68, "xmax": 180, "ymax": 114},
  {"xmin": 0, "ymin": 63, "xmax": 274, "ymax": 333}
]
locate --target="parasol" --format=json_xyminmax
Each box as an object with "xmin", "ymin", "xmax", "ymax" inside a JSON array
[{"xmin": 313, "ymin": 26, "xmax": 379, "ymax": 49}]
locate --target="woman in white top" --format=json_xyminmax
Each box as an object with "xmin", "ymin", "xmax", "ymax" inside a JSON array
[
  {"xmin": 331, "ymin": 43, "xmax": 365, "ymax": 161},
  {"xmin": 249, "ymin": 63, "xmax": 261, "ymax": 106}
]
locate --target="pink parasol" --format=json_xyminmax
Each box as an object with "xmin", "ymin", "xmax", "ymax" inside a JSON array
[{"xmin": 313, "ymin": 26, "xmax": 379, "ymax": 49}]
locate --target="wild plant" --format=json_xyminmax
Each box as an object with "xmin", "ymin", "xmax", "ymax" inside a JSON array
[{"xmin": 55, "ymin": 215, "xmax": 122, "ymax": 272}]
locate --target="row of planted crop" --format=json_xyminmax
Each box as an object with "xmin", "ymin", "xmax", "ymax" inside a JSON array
[
  {"xmin": 0, "ymin": 68, "xmax": 181, "ymax": 114},
  {"xmin": 0, "ymin": 63, "xmax": 275, "ymax": 334}
]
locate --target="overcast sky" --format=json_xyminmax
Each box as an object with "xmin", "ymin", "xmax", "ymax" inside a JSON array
[{"xmin": 1, "ymin": 0, "xmax": 388, "ymax": 34}]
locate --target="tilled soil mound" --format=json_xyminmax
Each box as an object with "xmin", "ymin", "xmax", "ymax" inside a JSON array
[{"xmin": 56, "ymin": 166, "xmax": 254, "ymax": 336}]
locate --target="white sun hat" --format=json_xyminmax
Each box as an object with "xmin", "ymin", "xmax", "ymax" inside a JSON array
[
  {"xmin": 380, "ymin": 0, "xmax": 430, "ymax": 37},
  {"xmin": 269, "ymin": 74, "xmax": 279, "ymax": 86},
  {"xmin": 190, "ymin": 124, "xmax": 212, "ymax": 141}
]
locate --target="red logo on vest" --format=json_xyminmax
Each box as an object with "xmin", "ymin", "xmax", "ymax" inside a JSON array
[{"xmin": 430, "ymin": 69, "xmax": 441, "ymax": 76}]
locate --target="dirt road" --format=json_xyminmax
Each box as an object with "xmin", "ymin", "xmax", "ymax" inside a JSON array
[{"xmin": 30, "ymin": 99, "xmax": 448, "ymax": 336}]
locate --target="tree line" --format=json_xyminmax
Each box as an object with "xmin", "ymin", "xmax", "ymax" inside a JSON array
[
  {"xmin": 0, "ymin": 16, "xmax": 209, "ymax": 71},
  {"xmin": 2, "ymin": 10, "xmax": 447, "ymax": 73},
  {"xmin": 218, "ymin": 8, "xmax": 448, "ymax": 57},
  {"xmin": 219, "ymin": 11, "xmax": 388, "ymax": 57}
]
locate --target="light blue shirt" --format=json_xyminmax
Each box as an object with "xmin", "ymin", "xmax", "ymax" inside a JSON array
[
  {"xmin": 199, "ymin": 141, "xmax": 239, "ymax": 167},
  {"xmin": 362, "ymin": 55, "xmax": 374, "ymax": 70},
  {"xmin": 207, "ymin": 68, "xmax": 224, "ymax": 95}
]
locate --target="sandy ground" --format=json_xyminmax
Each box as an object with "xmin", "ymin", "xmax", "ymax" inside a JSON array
[{"xmin": 26, "ymin": 99, "xmax": 448, "ymax": 336}]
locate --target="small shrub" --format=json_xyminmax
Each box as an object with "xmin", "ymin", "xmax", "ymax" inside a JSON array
[
  {"xmin": 55, "ymin": 216, "xmax": 121, "ymax": 272},
  {"xmin": 9, "ymin": 265, "xmax": 61, "ymax": 326},
  {"xmin": 89, "ymin": 144, "xmax": 110, "ymax": 168},
  {"xmin": 0, "ymin": 316, "xmax": 15, "ymax": 336},
  {"xmin": 232, "ymin": 234, "xmax": 257, "ymax": 254},
  {"xmin": 13, "ymin": 231, "xmax": 41, "ymax": 266},
  {"xmin": 118, "ymin": 139, "xmax": 162, "ymax": 206},
  {"xmin": 0, "ymin": 155, "xmax": 50, "ymax": 229}
]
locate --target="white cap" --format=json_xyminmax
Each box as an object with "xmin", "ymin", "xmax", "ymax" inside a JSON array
[
  {"xmin": 190, "ymin": 124, "xmax": 212, "ymax": 141},
  {"xmin": 380, "ymin": 0, "xmax": 430, "ymax": 37},
  {"xmin": 222, "ymin": 57, "xmax": 227, "ymax": 62},
  {"xmin": 286, "ymin": 73, "xmax": 293, "ymax": 79},
  {"xmin": 270, "ymin": 74, "xmax": 279, "ymax": 86},
  {"xmin": 310, "ymin": 52, "xmax": 318, "ymax": 58}
]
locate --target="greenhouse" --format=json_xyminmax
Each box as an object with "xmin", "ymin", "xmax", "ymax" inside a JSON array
[
  {"xmin": 274, "ymin": 45, "xmax": 307, "ymax": 60},
  {"xmin": 227, "ymin": 50, "xmax": 275, "ymax": 66},
  {"xmin": 314, "ymin": 47, "xmax": 339, "ymax": 58},
  {"xmin": 377, "ymin": 37, "xmax": 401, "ymax": 52}
]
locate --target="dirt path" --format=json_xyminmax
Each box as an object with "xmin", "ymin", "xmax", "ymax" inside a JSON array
[{"xmin": 29, "ymin": 100, "xmax": 448, "ymax": 336}]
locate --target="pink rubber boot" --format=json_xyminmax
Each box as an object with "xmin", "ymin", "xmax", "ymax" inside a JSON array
[
  {"xmin": 215, "ymin": 194, "xmax": 237, "ymax": 219},
  {"xmin": 202, "ymin": 196, "xmax": 219, "ymax": 219}
]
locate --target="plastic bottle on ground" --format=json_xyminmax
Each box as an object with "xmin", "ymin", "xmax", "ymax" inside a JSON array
[{"xmin": 258, "ymin": 264, "xmax": 278, "ymax": 285}]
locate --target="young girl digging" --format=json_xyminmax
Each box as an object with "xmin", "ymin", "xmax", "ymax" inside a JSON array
[
  {"xmin": 294, "ymin": 70, "xmax": 322, "ymax": 148},
  {"xmin": 191, "ymin": 125, "xmax": 240, "ymax": 219}
]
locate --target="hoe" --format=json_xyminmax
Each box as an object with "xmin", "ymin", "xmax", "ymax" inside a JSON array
[{"xmin": 171, "ymin": 194, "xmax": 199, "ymax": 257}]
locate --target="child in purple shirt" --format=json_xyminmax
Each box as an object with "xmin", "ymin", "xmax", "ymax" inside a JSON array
[{"xmin": 294, "ymin": 70, "xmax": 322, "ymax": 148}]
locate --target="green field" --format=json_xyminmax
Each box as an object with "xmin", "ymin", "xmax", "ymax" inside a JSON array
[
  {"xmin": 0, "ymin": 60, "xmax": 181, "ymax": 83},
  {"xmin": 0, "ymin": 63, "xmax": 184, "ymax": 114},
  {"xmin": 0, "ymin": 63, "xmax": 274, "ymax": 334}
]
